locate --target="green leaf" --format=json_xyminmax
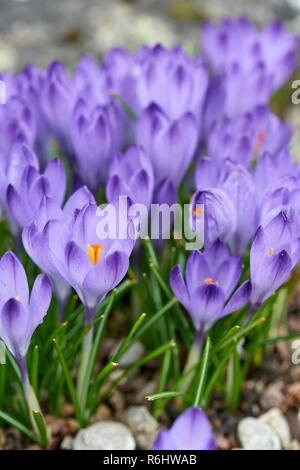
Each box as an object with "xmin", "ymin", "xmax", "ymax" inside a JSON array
[
  {"xmin": 146, "ymin": 391, "xmax": 184, "ymax": 401},
  {"xmin": 30, "ymin": 345, "xmax": 39, "ymax": 395},
  {"xmin": 193, "ymin": 336, "xmax": 211, "ymax": 406},
  {"xmin": 110, "ymin": 91, "xmax": 137, "ymax": 122},
  {"xmin": 32, "ymin": 410, "xmax": 49, "ymax": 449},
  {"xmin": 0, "ymin": 410, "xmax": 36, "ymax": 442},
  {"xmin": 52, "ymin": 338, "xmax": 81, "ymax": 422}
]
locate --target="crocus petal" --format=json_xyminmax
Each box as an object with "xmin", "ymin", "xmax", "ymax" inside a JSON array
[
  {"xmin": 63, "ymin": 185, "xmax": 95, "ymax": 217},
  {"xmin": 151, "ymin": 429, "xmax": 175, "ymax": 451},
  {"xmin": 44, "ymin": 157, "xmax": 66, "ymax": 206},
  {"xmin": 204, "ymin": 239, "xmax": 230, "ymax": 271},
  {"xmin": 190, "ymin": 283, "xmax": 225, "ymax": 331},
  {"xmin": 65, "ymin": 240, "xmax": 91, "ymax": 291},
  {"xmin": 6, "ymin": 184, "xmax": 33, "ymax": 227},
  {"xmin": 29, "ymin": 274, "xmax": 52, "ymax": 333},
  {"xmin": 169, "ymin": 264, "xmax": 190, "ymax": 309},
  {"xmin": 83, "ymin": 250, "xmax": 129, "ymax": 309},
  {"xmin": 1, "ymin": 298, "xmax": 29, "ymax": 357},
  {"xmin": 0, "ymin": 251, "xmax": 29, "ymax": 306},
  {"xmin": 185, "ymin": 250, "xmax": 211, "ymax": 296},
  {"xmin": 222, "ymin": 280, "xmax": 252, "ymax": 316},
  {"xmin": 215, "ymin": 254, "xmax": 242, "ymax": 298}
]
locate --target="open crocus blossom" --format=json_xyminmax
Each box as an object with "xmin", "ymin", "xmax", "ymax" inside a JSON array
[
  {"xmin": 250, "ymin": 208, "xmax": 300, "ymax": 310},
  {"xmin": 151, "ymin": 407, "xmax": 216, "ymax": 450},
  {"xmin": 45, "ymin": 200, "xmax": 135, "ymax": 323},
  {"xmin": 22, "ymin": 186, "xmax": 95, "ymax": 319},
  {"xmin": 170, "ymin": 241, "xmax": 251, "ymax": 345},
  {"xmin": 0, "ymin": 251, "xmax": 52, "ymax": 390}
]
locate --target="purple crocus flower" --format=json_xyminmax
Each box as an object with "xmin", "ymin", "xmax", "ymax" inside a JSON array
[
  {"xmin": 71, "ymin": 98, "xmax": 123, "ymax": 191},
  {"xmin": 136, "ymin": 103, "xmax": 198, "ymax": 188},
  {"xmin": 22, "ymin": 186, "xmax": 95, "ymax": 320},
  {"xmin": 190, "ymin": 187, "xmax": 236, "ymax": 247},
  {"xmin": 206, "ymin": 106, "xmax": 291, "ymax": 168},
  {"xmin": 151, "ymin": 407, "xmax": 216, "ymax": 450},
  {"xmin": 195, "ymin": 157, "xmax": 257, "ymax": 254},
  {"xmin": 7, "ymin": 156, "xmax": 66, "ymax": 229},
  {"xmin": 170, "ymin": 241, "xmax": 251, "ymax": 343},
  {"xmin": 41, "ymin": 61, "xmax": 77, "ymax": 160},
  {"xmin": 0, "ymin": 251, "xmax": 51, "ymax": 390},
  {"xmin": 106, "ymin": 144, "xmax": 154, "ymax": 208},
  {"xmin": 202, "ymin": 18, "xmax": 298, "ymax": 120},
  {"xmin": 250, "ymin": 207, "xmax": 300, "ymax": 309},
  {"xmin": 136, "ymin": 44, "xmax": 209, "ymax": 122},
  {"xmin": 38, "ymin": 200, "xmax": 135, "ymax": 323}
]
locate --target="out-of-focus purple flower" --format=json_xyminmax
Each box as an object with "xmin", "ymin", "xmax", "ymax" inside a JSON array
[
  {"xmin": 250, "ymin": 208, "xmax": 300, "ymax": 309},
  {"xmin": 71, "ymin": 98, "xmax": 123, "ymax": 191},
  {"xmin": 41, "ymin": 61, "xmax": 76, "ymax": 159},
  {"xmin": 170, "ymin": 241, "xmax": 251, "ymax": 338},
  {"xmin": 190, "ymin": 187, "xmax": 236, "ymax": 247},
  {"xmin": 206, "ymin": 106, "xmax": 291, "ymax": 168},
  {"xmin": 254, "ymin": 149, "xmax": 295, "ymax": 203},
  {"xmin": 151, "ymin": 407, "xmax": 217, "ymax": 450},
  {"xmin": 22, "ymin": 186, "xmax": 95, "ymax": 320},
  {"xmin": 7, "ymin": 156, "xmax": 66, "ymax": 229},
  {"xmin": 136, "ymin": 44, "xmax": 209, "ymax": 122},
  {"xmin": 202, "ymin": 18, "xmax": 298, "ymax": 120},
  {"xmin": 104, "ymin": 45, "xmax": 209, "ymax": 123},
  {"xmin": 195, "ymin": 157, "xmax": 257, "ymax": 254},
  {"xmin": 136, "ymin": 103, "xmax": 198, "ymax": 188},
  {"xmin": 106, "ymin": 144, "xmax": 154, "ymax": 208},
  {"xmin": 0, "ymin": 251, "xmax": 51, "ymax": 390}
]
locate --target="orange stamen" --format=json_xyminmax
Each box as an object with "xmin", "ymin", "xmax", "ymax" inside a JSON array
[
  {"xmin": 204, "ymin": 277, "xmax": 213, "ymax": 283},
  {"xmin": 269, "ymin": 247, "xmax": 274, "ymax": 255},
  {"xmin": 193, "ymin": 206, "xmax": 203, "ymax": 217},
  {"xmin": 87, "ymin": 243, "xmax": 104, "ymax": 265}
]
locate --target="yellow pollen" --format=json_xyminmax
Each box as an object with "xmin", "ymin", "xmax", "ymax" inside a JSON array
[
  {"xmin": 87, "ymin": 243, "xmax": 104, "ymax": 265},
  {"xmin": 269, "ymin": 247, "xmax": 274, "ymax": 255},
  {"xmin": 16, "ymin": 296, "xmax": 20, "ymax": 301},
  {"xmin": 193, "ymin": 206, "xmax": 203, "ymax": 217},
  {"xmin": 204, "ymin": 277, "xmax": 213, "ymax": 283}
]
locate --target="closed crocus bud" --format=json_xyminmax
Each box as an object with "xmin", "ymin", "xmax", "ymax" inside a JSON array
[
  {"xmin": 250, "ymin": 207, "xmax": 300, "ymax": 309},
  {"xmin": 170, "ymin": 241, "xmax": 251, "ymax": 344},
  {"xmin": 0, "ymin": 251, "xmax": 51, "ymax": 390},
  {"xmin": 71, "ymin": 98, "xmax": 123, "ymax": 191},
  {"xmin": 190, "ymin": 188, "xmax": 236, "ymax": 246},
  {"xmin": 136, "ymin": 44, "xmax": 209, "ymax": 122},
  {"xmin": 41, "ymin": 61, "xmax": 76, "ymax": 160},
  {"xmin": 7, "ymin": 156, "xmax": 66, "ymax": 229},
  {"xmin": 22, "ymin": 186, "xmax": 95, "ymax": 321},
  {"xmin": 151, "ymin": 407, "xmax": 216, "ymax": 451},
  {"xmin": 136, "ymin": 103, "xmax": 198, "ymax": 188},
  {"xmin": 106, "ymin": 145, "xmax": 154, "ymax": 208}
]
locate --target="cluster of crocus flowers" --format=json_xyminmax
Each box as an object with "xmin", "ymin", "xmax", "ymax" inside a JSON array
[{"xmin": 0, "ymin": 16, "xmax": 298, "ymax": 451}]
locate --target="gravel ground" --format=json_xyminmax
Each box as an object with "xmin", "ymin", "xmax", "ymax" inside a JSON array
[{"xmin": 1, "ymin": 0, "xmax": 300, "ymax": 72}]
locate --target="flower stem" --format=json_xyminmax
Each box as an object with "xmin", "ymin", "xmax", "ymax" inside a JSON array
[
  {"xmin": 76, "ymin": 307, "xmax": 95, "ymax": 401},
  {"xmin": 178, "ymin": 328, "xmax": 204, "ymax": 395}
]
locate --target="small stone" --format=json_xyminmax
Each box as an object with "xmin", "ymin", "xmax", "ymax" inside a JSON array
[
  {"xmin": 73, "ymin": 421, "xmax": 136, "ymax": 450},
  {"xmin": 0, "ymin": 428, "xmax": 5, "ymax": 448},
  {"xmin": 215, "ymin": 434, "xmax": 232, "ymax": 450},
  {"xmin": 260, "ymin": 382, "xmax": 286, "ymax": 410},
  {"xmin": 238, "ymin": 417, "xmax": 281, "ymax": 450},
  {"xmin": 94, "ymin": 404, "xmax": 112, "ymax": 421},
  {"xmin": 259, "ymin": 408, "xmax": 291, "ymax": 449},
  {"xmin": 287, "ymin": 383, "xmax": 300, "ymax": 407},
  {"xmin": 63, "ymin": 418, "xmax": 79, "ymax": 435},
  {"xmin": 26, "ymin": 444, "xmax": 42, "ymax": 450},
  {"xmin": 60, "ymin": 435, "xmax": 74, "ymax": 450},
  {"xmin": 114, "ymin": 341, "xmax": 145, "ymax": 368},
  {"xmin": 122, "ymin": 406, "xmax": 159, "ymax": 449},
  {"xmin": 61, "ymin": 403, "xmax": 75, "ymax": 418}
]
